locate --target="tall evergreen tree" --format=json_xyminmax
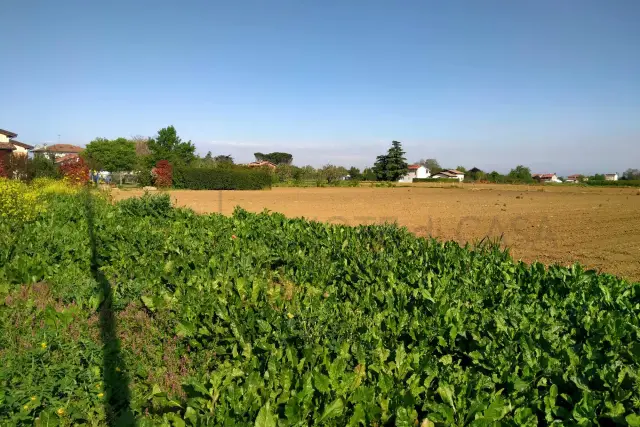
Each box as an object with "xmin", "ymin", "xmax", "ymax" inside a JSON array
[{"xmin": 373, "ymin": 141, "xmax": 408, "ymax": 181}]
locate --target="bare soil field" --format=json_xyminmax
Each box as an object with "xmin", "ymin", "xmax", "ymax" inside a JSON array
[{"xmin": 114, "ymin": 184, "xmax": 640, "ymax": 282}]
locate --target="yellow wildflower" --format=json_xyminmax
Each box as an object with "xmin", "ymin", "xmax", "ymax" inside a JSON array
[
  {"xmin": 287, "ymin": 313, "xmax": 294, "ymax": 319},
  {"xmin": 30, "ymin": 396, "xmax": 36, "ymax": 401},
  {"xmin": 23, "ymin": 405, "xmax": 28, "ymax": 410},
  {"xmin": 98, "ymin": 393, "xmax": 104, "ymax": 398},
  {"xmin": 57, "ymin": 408, "xmax": 65, "ymax": 416},
  {"xmin": 40, "ymin": 342, "xmax": 47, "ymax": 349}
]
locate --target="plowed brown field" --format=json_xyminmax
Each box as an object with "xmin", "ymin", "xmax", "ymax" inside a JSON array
[{"xmin": 113, "ymin": 184, "xmax": 640, "ymax": 282}]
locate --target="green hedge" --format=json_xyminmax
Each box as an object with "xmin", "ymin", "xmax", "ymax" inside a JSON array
[
  {"xmin": 413, "ymin": 178, "xmax": 463, "ymax": 183},
  {"xmin": 585, "ymin": 180, "xmax": 640, "ymax": 187},
  {"xmin": 174, "ymin": 167, "xmax": 272, "ymax": 190}
]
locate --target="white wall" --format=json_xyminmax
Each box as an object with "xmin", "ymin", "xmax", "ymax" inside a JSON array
[
  {"xmin": 415, "ymin": 166, "xmax": 430, "ymax": 179},
  {"xmin": 0, "ymin": 134, "xmax": 9, "ymax": 143}
]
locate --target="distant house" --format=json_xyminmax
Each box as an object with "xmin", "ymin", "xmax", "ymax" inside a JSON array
[
  {"xmin": 565, "ymin": 174, "xmax": 583, "ymax": 183},
  {"xmin": 247, "ymin": 160, "xmax": 277, "ymax": 169},
  {"xmin": 398, "ymin": 165, "xmax": 430, "ymax": 183},
  {"xmin": 0, "ymin": 129, "xmax": 17, "ymax": 164},
  {"xmin": 604, "ymin": 173, "xmax": 618, "ymax": 181},
  {"xmin": 532, "ymin": 173, "xmax": 562, "ymax": 183},
  {"xmin": 431, "ymin": 169, "xmax": 465, "ymax": 182},
  {"xmin": 31, "ymin": 144, "xmax": 84, "ymax": 159},
  {"xmin": 55, "ymin": 154, "xmax": 81, "ymax": 165}
]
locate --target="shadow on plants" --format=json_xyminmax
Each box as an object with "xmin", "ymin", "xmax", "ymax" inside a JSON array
[{"xmin": 84, "ymin": 189, "xmax": 135, "ymax": 426}]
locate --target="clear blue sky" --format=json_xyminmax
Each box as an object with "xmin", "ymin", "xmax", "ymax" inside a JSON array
[{"xmin": 2, "ymin": 0, "xmax": 639, "ymax": 175}]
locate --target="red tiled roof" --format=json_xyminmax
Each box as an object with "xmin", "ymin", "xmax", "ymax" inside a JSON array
[
  {"xmin": 0, "ymin": 142, "xmax": 17, "ymax": 150},
  {"xmin": 248, "ymin": 160, "xmax": 276, "ymax": 169},
  {"xmin": 407, "ymin": 164, "xmax": 421, "ymax": 170},
  {"xmin": 567, "ymin": 174, "xmax": 582, "ymax": 179},
  {"xmin": 446, "ymin": 169, "xmax": 464, "ymax": 175},
  {"xmin": 9, "ymin": 139, "xmax": 34, "ymax": 149},
  {"xmin": 0, "ymin": 129, "xmax": 18, "ymax": 138},
  {"xmin": 55, "ymin": 154, "xmax": 80, "ymax": 164},
  {"xmin": 32, "ymin": 144, "xmax": 84, "ymax": 153},
  {"xmin": 533, "ymin": 173, "xmax": 556, "ymax": 179}
]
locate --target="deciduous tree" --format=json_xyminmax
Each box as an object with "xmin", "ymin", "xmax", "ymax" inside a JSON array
[{"xmin": 148, "ymin": 126, "xmax": 196, "ymax": 166}]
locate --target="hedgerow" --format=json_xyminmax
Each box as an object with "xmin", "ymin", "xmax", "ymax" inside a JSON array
[
  {"xmin": 173, "ymin": 166, "xmax": 272, "ymax": 190},
  {"xmin": 0, "ymin": 192, "xmax": 639, "ymax": 425}
]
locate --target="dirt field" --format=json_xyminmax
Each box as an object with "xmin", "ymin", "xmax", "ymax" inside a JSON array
[{"xmin": 113, "ymin": 184, "xmax": 640, "ymax": 282}]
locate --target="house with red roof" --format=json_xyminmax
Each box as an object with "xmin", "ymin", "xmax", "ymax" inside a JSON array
[{"xmin": 532, "ymin": 173, "xmax": 562, "ymax": 183}]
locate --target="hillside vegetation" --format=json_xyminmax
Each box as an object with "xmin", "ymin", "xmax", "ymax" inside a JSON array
[{"xmin": 0, "ymin": 189, "xmax": 639, "ymax": 426}]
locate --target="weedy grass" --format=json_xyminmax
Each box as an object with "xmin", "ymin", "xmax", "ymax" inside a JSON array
[{"xmin": 0, "ymin": 189, "xmax": 639, "ymax": 426}]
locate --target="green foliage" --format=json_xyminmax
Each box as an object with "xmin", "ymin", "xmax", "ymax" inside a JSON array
[
  {"xmin": 623, "ymin": 168, "xmax": 640, "ymax": 180},
  {"xmin": 147, "ymin": 126, "xmax": 196, "ymax": 166},
  {"xmin": 83, "ymin": 137, "xmax": 137, "ymax": 172},
  {"xmin": 592, "ymin": 174, "xmax": 605, "ymax": 181},
  {"xmin": 347, "ymin": 166, "xmax": 362, "ymax": 180},
  {"xmin": 362, "ymin": 167, "xmax": 377, "ymax": 181},
  {"xmin": 585, "ymin": 179, "xmax": 640, "ymax": 187},
  {"xmin": 117, "ymin": 193, "xmax": 173, "ymax": 218},
  {"xmin": 31, "ymin": 154, "xmax": 59, "ymax": 180},
  {"xmin": 254, "ymin": 152, "xmax": 293, "ymax": 165},
  {"xmin": 173, "ymin": 167, "xmax": 272, "ymax": 190},
  {"xmin": 373, "ymin": 141, "xmax": 408, "ymax": 181},
  {"xmin": 1, "ymin": 192, "xmax": 639, "ymax": 425},
  {"xmin": 508, "ymin": 165, "xmax": 533, "ymax": 182},
  {"xmin": 413, "ymin": 178, "xmax": 463, "ymax": 183},
  {"xmin": 320, "ymin": 164, "xmax": 348, "ymax": 183},
  {"xmin": 418, "ymin": 158, "xmax": 442, "ymax": 174}
]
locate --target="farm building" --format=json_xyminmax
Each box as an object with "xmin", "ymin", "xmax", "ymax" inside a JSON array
[
  {"xmin": 566, "ymin": 174, "xmax": 583, "ymax": 183},
  {"xmin": 533, "ymin": 173, "xmax": 562, "ymax": 183},
  {"xmin": 604, "ymin": 173, "xmax": 618, "ymax": 181},
  {"xmin": 431, "ymin": 169, "xmax": 465, "ymax": 182},
  {"xmin": 398, "ymin": 165, "xmax": 430, "ymax": 182},
  {"xmin": 31, "ymin": 144, "xmax": 84, "ymax": 159}
]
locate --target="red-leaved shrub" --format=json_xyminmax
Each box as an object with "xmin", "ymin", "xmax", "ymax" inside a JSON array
[
  {"xmin": 59, "ymin": 157, "xmax": 90, "ymax": 185},
  {"xmin": 153, "ymin": 160, "xmax": 173, "ymax": 188}
]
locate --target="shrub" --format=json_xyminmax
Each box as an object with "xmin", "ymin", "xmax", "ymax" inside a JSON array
[
  {"xmin": 413, "ymin": 178, "xmax": 463, "ymax": 183},
  {"xmin": 585, "ymin": 180, "xmax": 640, "ymax": 187},
  {"xmin": 174, "ymin": 167, "xmax": 272, "ymax": 190},
  {"xmin": 116, "ymin": 193, "xmax": 173, "ymax": 218},
  {"xmin": 0, "ymin": 178, "xmax": 47, "ymax": 223},
  {"xmin": 153, "ymin": 160, "xmax": 173, "ymax": 188},
  {"xmin": 59, "ymin": 157, "xmax": 89, "ymax": 186},
  {"xmin": 0, "ymin": 158, "xmax": 7, "ymax": 178}
]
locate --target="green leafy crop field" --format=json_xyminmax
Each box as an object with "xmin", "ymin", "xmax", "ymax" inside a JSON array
[{"xmin": 1, "ymin": 191, "xmax": 639, "ymax": 426}]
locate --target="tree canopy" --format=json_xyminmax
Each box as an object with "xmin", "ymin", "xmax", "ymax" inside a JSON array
[
  {"xmin": 147, "ymin": 126, "xmax": 196, "ymax": 166},
  {"xmin": 374, "ymin": 141, "xmax": 408, "ymax": 181},
  {"xmin": 508, "ymin": 165, "xmax": 533, "ymax": 182},
  {"xmin": 83, "ymin": 137, "xmax": 137, "ymax": 172},
  {"xmin": 622, "ymin": 168, "xmax": 640, "ymax": 180},
  {"xmin": 418, "ymin": 158, "xmax": 442, "ymax": 174},
  {"xmin": 254, "ymin": 152, "xmax": 293, "ymax": 165}
]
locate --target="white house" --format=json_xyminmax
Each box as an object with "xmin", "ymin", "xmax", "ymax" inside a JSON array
[
  {"xmin": 398, "ymin": 165, "xmax": 430, "ymax": 183},
  {"xmin": 31, "ymin": 143, "xmax": 84, "ymax": 159},
  {"xmin": 604, "ymin": 173, "xmax": 618, "ymax": 181},
  {"xmin": 532, "ymin": 173, "xmax": 562, "ymax": 183},
  {"xmin": 0, "ymin": 128, "xmax": 33, "ymax": 156},
  {"xmin": 431, "ymin": 169, "xmax": 465, "ymax": 182},
  {"xmin": 565, "ymin": 174, "xmax": 582, "ymax": 183}
]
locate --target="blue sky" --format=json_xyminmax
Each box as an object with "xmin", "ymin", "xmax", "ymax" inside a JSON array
[{"xmin": 2, "ymin": 0, "xmax": 638, "ymax": 175}]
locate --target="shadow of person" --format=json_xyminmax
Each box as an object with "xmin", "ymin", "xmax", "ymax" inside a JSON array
[{"xmin": 84, "ymin": 189, "xmax": 135, "ymax": 426}]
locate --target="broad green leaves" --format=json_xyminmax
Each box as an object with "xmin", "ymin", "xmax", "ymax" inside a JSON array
[{"xmin": 0, "ymin": 192, "xmax": 639, "ymax": 425}]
